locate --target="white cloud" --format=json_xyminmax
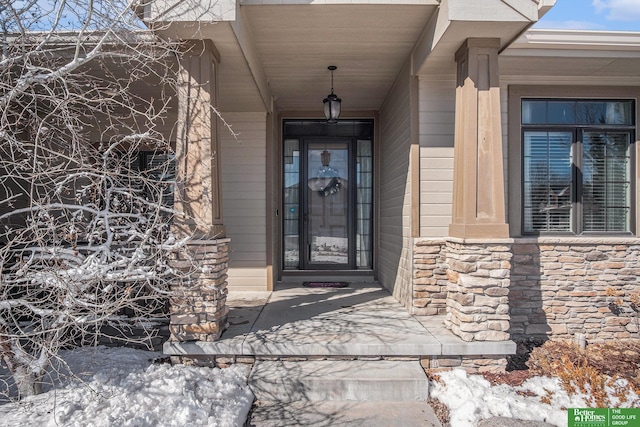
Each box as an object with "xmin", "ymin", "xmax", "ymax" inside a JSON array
[{"xmin": 593, "ymin": 0, "xmax": 640, "ymax": 22}]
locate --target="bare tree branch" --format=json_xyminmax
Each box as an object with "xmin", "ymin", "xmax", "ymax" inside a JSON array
[{"xmin": 0, "ymin": 0, "xmax": 195, "ymax": 399}]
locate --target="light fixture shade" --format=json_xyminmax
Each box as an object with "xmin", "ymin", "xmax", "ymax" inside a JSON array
[
  {"xmin": 323, "ymin": 93, "xmax": 341, "ymax": 124},
  {"xmin": 323, "ymin": 65, "xmax": 341, "ymax": 123},
  {"xmin": 320, "ymin": 149, "xmax": 331, "ymax": 167}
]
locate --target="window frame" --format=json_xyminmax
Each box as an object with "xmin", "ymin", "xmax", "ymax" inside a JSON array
[
  {"xmin": 509, "ymin": 90, "xmax": 638, "ymax": 237},
  {"xmin": 521, "ymin": 127, "xmax": 576, "ymax": 235},
  {"xmin": 521, "ymin": 125, "xmax": 635, "ymax": 235}
]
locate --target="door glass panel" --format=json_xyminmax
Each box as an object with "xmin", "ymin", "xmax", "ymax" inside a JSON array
[
  {"xmin": 307, "ymin": 142, "xmax": 349, "ymax": 265},
  {"xmin": 283, "ymin": 139, "xmax": 300, "ymax": 268},
  {"xmin": 356, "ymin": 140, "xmax": 373, "ymax": 268}
]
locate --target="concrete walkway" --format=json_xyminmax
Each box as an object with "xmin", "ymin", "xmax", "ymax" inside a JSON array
[
  {"xmin": 163, "ymin": 281, "xmax": 515, "ymax": 427},
  {"xmin": 164, "ymin": 281, "xmax": 515, "ymax": 358}
]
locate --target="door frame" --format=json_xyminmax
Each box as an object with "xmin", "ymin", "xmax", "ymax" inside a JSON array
[{"xmin": 279, "ymin": 117, "xmax": 376, "ymax": 274}]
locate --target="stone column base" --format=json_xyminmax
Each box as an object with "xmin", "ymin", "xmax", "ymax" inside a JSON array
[
  {"xmin": 169, "ymin": 238, "xmax": 230, "ymax": 342},
  {"xmin": 444, "ymin": 240, "xmax": 513, "ymax": 342}
]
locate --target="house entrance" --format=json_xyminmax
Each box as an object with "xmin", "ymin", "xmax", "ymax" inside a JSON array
[{"xmin": 283, "ymin": 120, "xmax": 374, "ymax": 271}]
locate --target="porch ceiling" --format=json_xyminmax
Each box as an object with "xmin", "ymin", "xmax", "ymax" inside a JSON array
[
  {"xmin": 156, "ymin": 2, "xmax": 552, "ymax": 113},
  {"xmin": 240, "ymin": 4, "xmax": 437, "ymax": 112},
  {"xmin": 144, "ymin": 1, "xmax": 565, "ymax": 114},
  {"xmin": 154, "ymin": 4, "xmax": 438, "ymax": 113}
]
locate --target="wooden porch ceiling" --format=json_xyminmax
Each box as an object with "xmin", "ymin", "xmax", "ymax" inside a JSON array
[
  {"xmin": 165, "ymin": 4, "xmax": 440, "ymax": 113},
  {"xmin": 240, "ymin": 4, "xmax": 437, "ymax": 113}
]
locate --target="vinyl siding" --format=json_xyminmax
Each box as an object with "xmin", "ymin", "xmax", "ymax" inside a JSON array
[
  {"xmin": 418, "ymin": 77, "xmax": 455, "ymax": 238},
  {"xmin": 378, "ymin": 62, "xmax": 413, "ymax": 308},
  {"xmin": 220, "ymin": 112, "xmax": 268, "ymax": 290}
]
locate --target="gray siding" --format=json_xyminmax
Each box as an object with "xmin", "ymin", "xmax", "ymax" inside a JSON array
[
  {"xmin": 220, "ymin": 112, "xmax": 269, "ymax": 290},
  {"xmin": 378, "ymin": 62, "xmax": 413, "ymax": 307},
  {"xmin": 418, "ymin": 77, "xmax": 455, "ymax": 238}
]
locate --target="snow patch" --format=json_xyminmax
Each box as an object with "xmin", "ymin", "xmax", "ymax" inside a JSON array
[
  {"xmin": 430, "ymin": 368, "xmax": 639, "ymax": 427},
  {"xmin": 0, "ymin": 346, "xmax": 254, "ymax": 427}
]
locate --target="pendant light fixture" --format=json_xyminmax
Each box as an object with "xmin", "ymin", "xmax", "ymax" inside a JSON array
[
  {"xmin": 323, "ymin": 65, "xmax": 341, "ymax": 124},
  {"xmin": 320, "ymin": 149, "xmax": 331, "ymax": 167}
]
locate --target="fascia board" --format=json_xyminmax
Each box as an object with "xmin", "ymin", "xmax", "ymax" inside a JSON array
[
  {"xmin": 510, "ymin": 29, "xmax": 640, "ymax": 51},
  {"xmin": 142, "ymin": 0, "xmax": 237, "ymax": 23}
]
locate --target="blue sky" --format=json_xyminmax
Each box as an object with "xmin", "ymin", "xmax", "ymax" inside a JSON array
[{"xmin": 535, "ymin": 0, "xmax": 640, "ymax": 31}]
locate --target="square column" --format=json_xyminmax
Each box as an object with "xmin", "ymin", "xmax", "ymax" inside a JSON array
[
  {"xmin": 445, "ymin": 39, "xmax": 511, "ymax": 343},
  {"xmin": 449, "ymin": 38, "xmax": 509, "ymax": 239},
  {"xmin": 170, "ymin": 40, "xmax": 229, "ymax": 342},
  {"xmin": 174, "ymin": 40, "xmax": 224, "ymax": 240}
]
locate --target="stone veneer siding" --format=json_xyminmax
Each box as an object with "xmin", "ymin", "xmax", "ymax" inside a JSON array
[
  {"xmin": 413, "ymin": 239, "xmax": 448, "ymax": 315},
  {"xmin": 444, "ymin": 240, "xmax": 513, "ymax": 342},
  {"xmin": 172, "ymin": 354, "xmax": 508, "ymax": 374},
  {"xmin": 169, "ymin": 239, "xmax": 230, "ymax": 342},
  {"xmin": 510, "ymin": 238, "xmax": 640, "ymax": 342},
  {"xmin": 413, "ymin": 237, "xmax": 640, "ymax": 343}
]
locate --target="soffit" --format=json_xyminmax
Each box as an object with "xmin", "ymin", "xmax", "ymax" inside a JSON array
[
  {"xmin": 241, "ymin": 4, "xmax": 437, "ymax": 112},
  {"xmin": 155, "ymin": 22, "xmax": 267, "ymax": 113},
  {"xmin": 500, "ymin": 29, "xmax": 640, "ymax": 79}
]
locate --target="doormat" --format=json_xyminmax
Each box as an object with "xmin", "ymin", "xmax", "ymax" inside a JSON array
[{"xmin": 303, "ymin": 281, "xmax": 349, "ymax": 288}]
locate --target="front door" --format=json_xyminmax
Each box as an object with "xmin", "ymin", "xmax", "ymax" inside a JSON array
[
  {"xmin": 305, "ymin": 140, "xmax": 352, "ymax": 268},
  {"xmin": 283, "ymin": 120, "xmax": 374, "ymax": 271}
]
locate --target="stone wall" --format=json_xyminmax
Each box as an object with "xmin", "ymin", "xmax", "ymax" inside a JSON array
[
  {"xmin": 173, "ymin": 354, "xmax": 508, "ymax": 375},
  {"xmin": 510, "ymin": 238, "xmax": 640, "ymax": 342},
  {"xmin": 444, "ymin": 240, "xmax": 512, "ymax": 342},
  {"xmin": 169, "ymin": 238, "xmax": 230, "ymax": 342},
  {"xmin": 413, "ymin": 237, "xmax": 640, "ymax": 343},
  {"xmin": 412, "ymin": 239, "xmax": 448, "ymax": 315}
]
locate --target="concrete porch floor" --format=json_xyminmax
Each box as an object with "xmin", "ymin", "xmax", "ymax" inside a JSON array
[{"xmin": 163, "ymin": 281, "xmax": 516, "ymax": 359}]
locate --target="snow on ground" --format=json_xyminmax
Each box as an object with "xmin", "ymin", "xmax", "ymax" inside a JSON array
[
  {"xmin": 430, "ymin": 369, "xmax": 639, "ymax": 427},
  {"xmin": 0, "ymin": 346, "xmax": 254, "ymax": 427},
  {"xmin": 2, "ymin": 346, "xmax": 637, "ymax": 427}
]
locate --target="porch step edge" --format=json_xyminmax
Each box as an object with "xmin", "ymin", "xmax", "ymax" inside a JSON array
[
  {"xmin": 162, "ymin": 338, "xmax": 517, "ymax": 357},
  {"xmin": 249, "ymin": 360, "xmax": 430, "ymax": 403},
  {"xmin": 249, "ymin": 400, "xmax": 443, "ymax": 427}
]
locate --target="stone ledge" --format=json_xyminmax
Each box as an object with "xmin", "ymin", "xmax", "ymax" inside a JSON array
[
  {"xmin": 419, "ymin": 236, "xmax": 640, "ymax": 245},
  {"xmin": 162, "ymin": 336, "xmax": 517, "ymax": 358},
  {"xmin": 184, "ymin": 238, "xmax": 232, "ymax": 246},
  {"xmin": 514, "ymin": 236, "xmax": 640, "ymax": 245}
]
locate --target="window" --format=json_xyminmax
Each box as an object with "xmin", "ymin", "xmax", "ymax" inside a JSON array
[
  {"xmin": 522, "ymin": 99, "xmax": 634, "ymax": 234},
  {"xmin": 136, "ymin": 151, "xmax": 175, "ymax": 216}
]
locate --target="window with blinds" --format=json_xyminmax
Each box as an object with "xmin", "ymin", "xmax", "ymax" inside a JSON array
[
  {"xmin": 523, "ymin": 131, "xmax": 573, "ymax": 232},
  {"xmin": 521, "ymin": 99, "xmax": 634, "ymax": 235},
  {"xmin": 582, "ymin": 132, "xmax": 631, "ymax": 232},
  {"xmin": 137, "ymin": 151, "xmax": 175, "ymax": 215}
]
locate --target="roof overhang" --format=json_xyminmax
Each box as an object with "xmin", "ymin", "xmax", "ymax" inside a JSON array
[
  {"xmin": 412, "ymin": 0, "xmax": 555, "ymax": 75},
  {"xmin": 500, "ymin": 29, "xmax": 640, "ymax": 80},
  {"xmin": 142, "ymin": 0, "xmax": 555, "ymax": 113}
]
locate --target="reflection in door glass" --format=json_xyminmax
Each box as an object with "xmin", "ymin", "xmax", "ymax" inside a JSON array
[
  {"xmin": 356, "ymin": 140, "xmax": 373, "ymax": 268},
  {"xmin": 283, "ymin": 139, "xmax": 300, "ymax": 268},
  {"xmin": 308, "ymin": 143, "xmax": 349, "ymax": 265}
]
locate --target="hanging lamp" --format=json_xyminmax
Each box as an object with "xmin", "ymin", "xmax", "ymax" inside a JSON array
[{"xmin": 323, "ymin": 65, "xmax": 341, "ymax": 124}]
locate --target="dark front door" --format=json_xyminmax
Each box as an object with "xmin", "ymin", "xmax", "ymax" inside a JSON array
[
  {"xmin": 283, "ymin": 120, "xmax": 374, "ymax": 271},
  {"xmin": 304, "ymin": 139, "xmax": 352, "ymax": 269}
]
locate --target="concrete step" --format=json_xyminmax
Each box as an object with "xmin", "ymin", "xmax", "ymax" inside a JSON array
[
  {"xmin": 249, "ymin": 360, "xmax": 429, "ymax": 403},
  {"xmin": 248, "ymin": 401, "xmax": 442, "ymax": 427}
]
